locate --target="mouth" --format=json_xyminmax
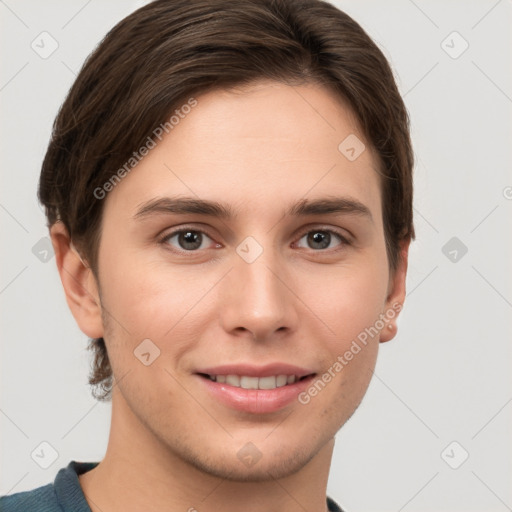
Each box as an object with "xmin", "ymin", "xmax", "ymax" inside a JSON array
[
  {"xmin": 194, "ymin": 364, "xmax": 317, "ymax": 414},
  {"xmin": 197, "ymin": 373, "xmax": 313, "ymax": 390}
]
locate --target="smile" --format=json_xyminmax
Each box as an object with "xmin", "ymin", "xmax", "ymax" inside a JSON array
[
  {"xmin": 201, "ymin": 374, "xmax": 308, "ymax": 390},
  {"xmin": 195, "ymin": 365, "xmax": 317, "ymax": 414}
]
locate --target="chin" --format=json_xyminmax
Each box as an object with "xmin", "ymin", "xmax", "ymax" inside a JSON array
[
  {"xmin": 154, "ymin": 423, "xmax": 327, "ymax": 483},
  {"xmin": 185, "ymin": 445, "xmax": 320, "ymax": 482}
]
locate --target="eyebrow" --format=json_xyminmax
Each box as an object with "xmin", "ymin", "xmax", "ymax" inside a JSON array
[{"xmin": 134, "ymin": 195, "xmax": 373, "ymax": 222}]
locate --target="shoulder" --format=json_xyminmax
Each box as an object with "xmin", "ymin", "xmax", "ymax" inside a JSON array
[
  {"xmin": 1, "ymin": 461, "xmax": 98, "ymax": 512},
  {"xmin": 0, "ymin": 483, "xmax": 60, "ymax": 512}
]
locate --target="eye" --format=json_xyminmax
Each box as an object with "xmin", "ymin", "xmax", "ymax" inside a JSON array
[
  {"xmin": 159, "ymin": 226, "xmax": 350, "ymax": 254},
  {"xmin": 295, "ymin": 229, "xmax": 349, "ymax": 251},
  {"xmin": 161, "ymin": 228, "xmax": 218, "ymax": 252}
]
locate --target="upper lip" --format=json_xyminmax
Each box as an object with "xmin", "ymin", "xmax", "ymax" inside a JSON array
[{"xmin": 195, "ymin": 363, "xmax": 315, "ymax": 378}]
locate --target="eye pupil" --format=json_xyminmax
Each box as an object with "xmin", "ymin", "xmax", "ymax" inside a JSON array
[
  {"xmin": 179, "ymin": 231, "xmax": 202, "ymax": 250},
  {"xmin": 308, "ymin": 231, "xmax": 330, "ymax": 250}
]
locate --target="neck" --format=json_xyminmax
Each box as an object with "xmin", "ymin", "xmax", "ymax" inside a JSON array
[{"xmin": 79, "ymin": 390, "xmax": 334, "ymax": 512}]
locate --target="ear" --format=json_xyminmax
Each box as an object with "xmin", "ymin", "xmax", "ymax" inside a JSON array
[
  {"xmin": 50, "ymin": 222, "xmax": 104, "ymax": 339},
  {"xmin": 380, "ymin": 239, "xmax": 410, "ymax": 343}
]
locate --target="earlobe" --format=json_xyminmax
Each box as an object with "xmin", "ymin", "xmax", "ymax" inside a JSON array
[
  {"xmin": 50, "ymin": 222, "xmax": 104, "ymax": 339},
  {"xmin": 380, "ymin": 239, "xmax": 410, "ymax": 343}
]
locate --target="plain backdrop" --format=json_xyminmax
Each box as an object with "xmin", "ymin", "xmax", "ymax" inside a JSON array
[{"xmin": 1, "ymin": 1, "xmax": 511, "ymax": 511}]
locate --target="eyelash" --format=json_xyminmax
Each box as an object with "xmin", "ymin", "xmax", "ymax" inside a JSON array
[{"xmin": 158, "ymin": 225, "xmax": 351, "ymax": 255}]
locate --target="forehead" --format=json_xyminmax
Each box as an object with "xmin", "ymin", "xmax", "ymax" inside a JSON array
[{"xmin": 103, "ymin": 80, "xmax": 382, "ymax": 225}]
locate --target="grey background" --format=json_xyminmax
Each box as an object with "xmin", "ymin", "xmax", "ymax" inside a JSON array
[{"xmin": 1, "ymin": 1, "xmax": 511, "ymax": 510}]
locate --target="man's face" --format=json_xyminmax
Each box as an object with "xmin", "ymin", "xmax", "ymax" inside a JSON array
[{"xmin": 93, "ymin": 80, "xmax": 404, "ymax": 480}]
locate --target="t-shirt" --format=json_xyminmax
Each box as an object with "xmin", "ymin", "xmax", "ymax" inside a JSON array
[{"xmin": 1, "ymin": 461, "xmax": 345, "ymax": 511}]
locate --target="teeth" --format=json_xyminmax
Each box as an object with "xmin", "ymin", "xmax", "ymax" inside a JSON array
[
  {"xmin": 208, "ymin": 374, "xmax": 302, "ymax": 390},
  {"xmin": 276, "ymin": 375, "xmax": 288, "ymax": 387},
  {"xmin": 258, "ymin": 376, "xmax": 277, "ymax": 389},
  {"xmin": 225, "ymin": 375, "xmax": 240, "ymax": 387},
  {"xmin": 240, "ymin": 376, "xmax": 259, "ymax": 389}
]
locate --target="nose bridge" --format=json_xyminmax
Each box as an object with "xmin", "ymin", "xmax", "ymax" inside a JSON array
[{"xmin": 220, "ymin": 239, "xmax": 297, "ymax": 339}]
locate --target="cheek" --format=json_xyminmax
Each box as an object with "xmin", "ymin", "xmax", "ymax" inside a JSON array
[
  {"xmin": 304, "ymin": 270, "xmax": 385, "ymax": 420},
  {"xmin": 97, "ymin": 251, "xmax": 219, "ymax": 355},
  {"xmin": 317, "ymin": 260, "xmax": 390, "ymax": 344}
]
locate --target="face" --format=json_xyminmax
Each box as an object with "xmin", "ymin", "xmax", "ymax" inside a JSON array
[{"xmin": 70, "ymin": 80, "xmax": 407, "ymax": 481}]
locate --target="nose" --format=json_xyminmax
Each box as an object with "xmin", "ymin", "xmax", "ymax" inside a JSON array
[{"xmin": 218, "ymin": 245, "xmax": 299, "ymax": 343}]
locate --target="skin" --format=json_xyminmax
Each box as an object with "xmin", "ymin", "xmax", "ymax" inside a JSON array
[{"xmin": 51, "ymin": 80, "xmax": 409, "ymax": 512}]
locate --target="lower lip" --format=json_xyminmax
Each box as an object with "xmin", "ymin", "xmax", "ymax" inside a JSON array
[{"xmin": 197, "ymin": 375, "xmax": 316, "ymax": 414}]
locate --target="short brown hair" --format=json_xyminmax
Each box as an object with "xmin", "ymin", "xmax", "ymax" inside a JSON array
[{"xmin": 39, "ymin": 0, "xmax": 414, "ymax": 400}]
